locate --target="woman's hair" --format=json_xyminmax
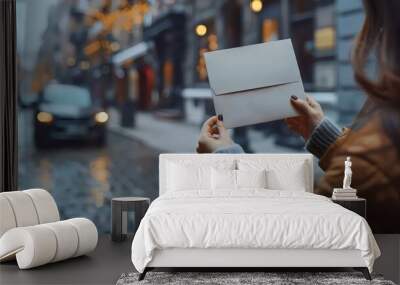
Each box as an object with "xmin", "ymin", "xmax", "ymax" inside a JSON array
[{"xmin": 352, "ymin": 0, "xmax": 400, "ymax": 148}]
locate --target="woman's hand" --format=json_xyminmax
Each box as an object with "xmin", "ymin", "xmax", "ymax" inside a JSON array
[
  {"xmin": 196, "ymin": 115, "xmax": 234, "ymax": 153},
  {"xmin": 285, "ymin": 95, "xmax": 324, "ymax": 141}
]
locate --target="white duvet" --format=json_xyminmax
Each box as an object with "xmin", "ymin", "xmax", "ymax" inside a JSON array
[{"xmin": 131, "ymin": 190, "xmax": 380, "ymax": 273}]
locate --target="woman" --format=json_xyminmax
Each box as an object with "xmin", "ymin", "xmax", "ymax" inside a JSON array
[{"xmin": 196, "ymin": 0, "xmax": 400, "ymax": 234}]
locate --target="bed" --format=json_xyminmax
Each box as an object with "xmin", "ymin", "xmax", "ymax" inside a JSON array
[{"xmin": 131, "ymin": 154, "xmax": 380, "ymax": 280}]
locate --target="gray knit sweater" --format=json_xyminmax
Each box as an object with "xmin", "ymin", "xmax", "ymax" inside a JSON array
[{"xmin": 214, "ymin": 118, "xmax": 342, "ymax": 159}]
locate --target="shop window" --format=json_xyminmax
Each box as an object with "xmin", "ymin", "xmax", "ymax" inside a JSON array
[
  {"xmin": 314, "ymin": 61, "xmax": 336, "ymax": 90},
  {"xmin": 314, "ymin": 3, "xmax": 336, "ymax": 90},
  {"xmin": 315, "ymin": 27, "xmax": 335, "ymax": 51},
  {"xmin": 195, "ymin": 19, "xmax": 217, "ymax": 83},
  {"xmin": 196, "ymin": 48, "xmax": 208, "ymax": 82},
  {"xmin": 291, "ymin": 0, "xmax": 314, "ymax": 15},
  {"xmin": 314, "ymin": 4, "xmax": 335, "ymax": 53},
  {"xmin": 262, "ymin": 19, "xmax": 279, "ymax": 42},
  {"xmin": 291, "ymin": 17, "xmax": 314, "ymax": 88},
  {"xmin": 259, "ymin": 0, "xmax": 281, "ymax": 43},
  {"xmin": 162, "ymin": 59, "xmax": 174, "ymax": 95},
  {"xmin": 290, "ymin": 0, "xmax": 336, "ymax": 91},
  {"xmin": 208, "ymin": 34, "xmax": 218, "ymax": 51}
]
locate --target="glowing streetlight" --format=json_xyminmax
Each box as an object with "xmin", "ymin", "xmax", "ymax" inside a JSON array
[
  {"xmin": 250, "ymin": 0, "xmax": 263, "ymax": 13},
  {"xmin": 37, "ymin": 112, "xmax": 53, "ymax": 123},
  {"xmin": 95, "ymin": 111, "xmax": 109, "ymax": 123},
  {"xmin": 195, "ymin": 24, "xmax": 207, "ymax": 37}
]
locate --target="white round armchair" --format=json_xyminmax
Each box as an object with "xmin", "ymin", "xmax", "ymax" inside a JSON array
[{"xmin": 0, "ymin": 189, "xmax": 98, "ymax": 269}]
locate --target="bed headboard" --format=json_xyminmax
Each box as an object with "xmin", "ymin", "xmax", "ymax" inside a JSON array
[{"xmin": 159, "ymin": 153, "xmax": 314, "ymax": 196}]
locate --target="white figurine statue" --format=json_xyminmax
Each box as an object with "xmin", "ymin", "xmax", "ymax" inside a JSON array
[{"xmin": 343, "ymin": 156, "xmax": 353, "ymax": 189}]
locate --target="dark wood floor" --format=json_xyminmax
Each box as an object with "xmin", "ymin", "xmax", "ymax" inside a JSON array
[
  {"xmin": 0, "ymin": 235, "xmax": 133, "ymax": 285},
  {"xmin": 1, "ymin": 234, "xmax": 398, "ymax": 284}
]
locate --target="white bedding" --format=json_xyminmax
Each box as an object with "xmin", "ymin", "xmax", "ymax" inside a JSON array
[{"xmin": 131, "ymin": 190, "xmax": 380, "ymax": 273}]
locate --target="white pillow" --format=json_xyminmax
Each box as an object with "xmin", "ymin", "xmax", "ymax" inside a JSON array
[
  {"xmin": 211, "ymin": 169, "xmax": 267, "ymax": 190},
  {"xmin": 236, "ymin": 169, "xmax": 267, "ymax": 189},
  {"xmin": 266, "ymin": 168, "xmax": 307, "ymax": 191},
  {"xmin": 211, "ymin": 168, "xmax": 236, "ymax": 190},
  {"xmin": 238, "ymin": 159, "xmax": 308, "ymax": 191},
  {"xmin": 167, "ymin": 162, "xmax": 210, "ymax": 191},
  {"xmin": 167, "ymin": 160, "xmax": 235, "ymax": 192}
]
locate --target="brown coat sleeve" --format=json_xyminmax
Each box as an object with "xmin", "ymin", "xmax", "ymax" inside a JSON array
[
  {"xmin": 314, "ymin": 108, "xmax": 400, "ymax": 233},
  {"xmin": 314, "ymin": 128, "xmax": 352, "ymax": 196},
  {"xmin": 315, "ymin": 122, "xmax": 394, "ymax": 199}
]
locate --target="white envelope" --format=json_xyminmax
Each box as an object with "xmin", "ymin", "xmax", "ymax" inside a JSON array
[{"xmin": 204, "ymin": 39, "xmax": 306, "ymax": 129}]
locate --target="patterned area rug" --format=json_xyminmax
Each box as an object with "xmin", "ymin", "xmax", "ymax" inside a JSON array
[{"xmin": 116, "ymin": 272, "xmax": 395, "ymax": 285}]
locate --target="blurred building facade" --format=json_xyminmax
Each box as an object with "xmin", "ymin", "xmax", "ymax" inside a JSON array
[
  {"xmin": 335, "ymin": 1, "xmax": 365, "ymax": 124},
  {"xmin": 16, "ymin": 0, "xmax": 59, "ymax": 101},
  {"xmin": 175, "ymin": 0, "xmax": 365, "ymax": 125},
  {"xmin": 19, "ymin": 0, "xmax": 366, "ymax": 127}
]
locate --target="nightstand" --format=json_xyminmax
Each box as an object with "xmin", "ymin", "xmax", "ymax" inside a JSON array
[
  {"xmin": 111, "ymin": 197, "xmax": 150, "ymax": 242},
  {"xmin": 331, "ymin": 198, "xmax": 366, "ymax": 219}
]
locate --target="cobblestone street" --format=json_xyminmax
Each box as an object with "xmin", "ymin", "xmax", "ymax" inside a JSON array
[{"xmin": 19, "ymin": 112, "xmax": 161, "ymax": 233}]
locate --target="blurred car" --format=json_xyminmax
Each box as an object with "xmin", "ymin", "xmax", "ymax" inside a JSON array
[{"xmin": 34, "ymin": 84, "xmax": 108, "ymax": 148}]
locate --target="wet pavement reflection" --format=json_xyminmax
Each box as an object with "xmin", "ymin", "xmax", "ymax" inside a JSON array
[{"xmin": 19, "ymin": 128, "xmax": 161, "ymax": 233}]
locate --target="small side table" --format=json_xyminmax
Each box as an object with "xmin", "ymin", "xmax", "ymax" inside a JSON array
[
  {"xmin": 111, "ymin": 197, "xmax": 150, "ymax": 242},
  {"xmin": 331, "ymin": 198, "xmax": 366, "ymax": 219}
]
